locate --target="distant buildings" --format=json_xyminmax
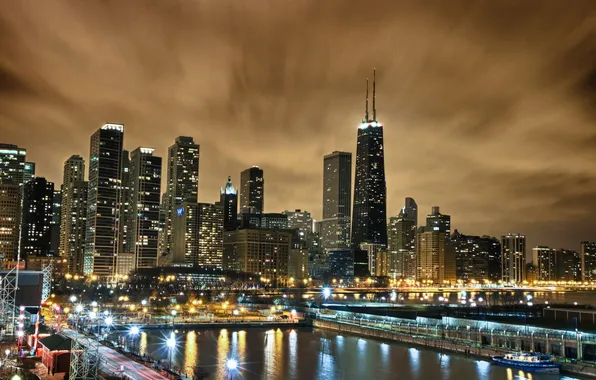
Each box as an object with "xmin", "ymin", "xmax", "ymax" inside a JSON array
[
  {"xmin": 328, "ymin": 249, "xmax": 354, "ymax": 278},
  {"xmin": 223, "ymin": 228, "xmax": 291, "ymax": 286},
  {"xmin": 219, "ymin": 176, "xmax": 239, "ymax": 231},
  {"xmin": 320, "ymin": 151, "xmax": 352, "ymax": 250},
  {"xmin": 162, "ymin": 136, "xmax": 200, "ymax": 259},
  {"xmin": 360, "ymin": 242, "xmax": 385, "ymax": 277},
  {"xmin": 240, "ymin": 167, "xmax": 264, "ymax": 214},
  {"xmin": 240, "ymin": 213, "xmax": 287, "ymax": 230},
  {"xmin": 452, "ymin": 230, "xmax": 501, "ymax": 283},
  {"xmin": 0, "ymin": 143, "xmax": 27, "ymax": 260},
  {"xmin": 84, "ymin": 123, "xmax": 124, "ymax": 276},
  {"xmin": 416, "ymin": 227, "xmax": 455, "ymax": 285},
  {"xmin": 388, "ymin": 198, "xmax": 418, "ymax": 279},
  {"xmin": 580, "ymin": 241, "xmax": 596, "ymax": 282},
  {"xmin": 531, "ymin": 246, "xmax": 581, "ymax": 282},
  {"xmin": 288, "ymin": 237, "xmax": 309, "ymax": 281},
  {"xmin": 351, "ymin": 70, "xmax": 388, "ymax": 248},
  {"xmin": 282, "ymin": 209, "xmax": 312, "ymax": 240},
  {"xmin": 501, "ymin": 233, "xmax": 526, "ymax": 284}
]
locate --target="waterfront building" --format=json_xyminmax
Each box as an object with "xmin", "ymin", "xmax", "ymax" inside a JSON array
[
  {"xmin": 20, "ymin": 177, "xmax": 54, "ymax": 259},
  {"xmin": 501, "ymin": 233, "xmax": 526, "ymax": 284},
  {"xmin": 240, "ymin": 166, "xmax": 264, "ymax": 214},
  {"xmin": 219, "ymin": 176, "xmax": 239, "ymax": 231},
  {"xmin": 320, "ymin": 151, "xmax": 352, "ymax": 251},
  {"xmin": 452, "ymin": 230, "xmax": 501, "ymax": 282},
  {"xmin": 223, "ymin": 228, "xmax": 291, "ymax": 286},
  {"xmin": 426, "ymin": 206, "xmax": 451, "ymax": 243},
  {"xmin": 375, "ymin": 248, "xmax": 389, "ymax": 277},
  {"xmin": 388, "ymin": 199, "xmax": 417, "ymax": 279},
  {"xmin": 84, "ymin": 123, "xmax": 125, "ymax": 276},
  {"xmin": 328, "ymin": 249, "xmax": 354, "ymax": 278},
  {"xmin": 172, "ymin": 202, "xmax": 224, "ymax": 268},
  {"xmin": 532, "ymin": 246, "xmax": 557, "ymax": 281},
  {"xmin": 556, "ymin": 249, "xmax": 581, "ymax": 282},
  {"xmin": 416, "ymin": 227, "xmax": 456, "ymax": 285},
  {"xmin": 162, "ymin": 136, "xmax": 200, "ymax": 259},
  {"xmin": 351, "ymin": 70, "xmax": 388, "ymax": 248},
  {"xmin": 127, "ymin": 147, "xmax": 162, "ymax": 269},
  {"xmin": 580, "ymin": 241, "xmax": 596, "ymax": 282},
  {"xmin": 288, "ymin": 239, "xmax": 309, "ymax": 281},
  {"xmin": 59, "ymin": 155, "xmax": 88, "ymax": 274}
]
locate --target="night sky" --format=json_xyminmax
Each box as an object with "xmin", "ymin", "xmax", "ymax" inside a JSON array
[{"xmin": 1, "ymin": 1, "xmax": 595, "ymax": 251}]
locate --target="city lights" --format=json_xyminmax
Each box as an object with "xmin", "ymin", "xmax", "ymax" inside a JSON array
[
  {"xmin": 227, "ymin": 358, "xmax": 238, "ymax": 370},
  {"xmin": 322, "ymin": 287, "xmax": 331, "ymax": 299}
]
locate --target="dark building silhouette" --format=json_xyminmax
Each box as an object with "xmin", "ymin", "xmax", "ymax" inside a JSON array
[
  {"xmin": 321, "ymin": 151, "xmax": 352, "ymax": 250},
  {"xmin": 219, "ymin": 176, "xmax": 238, "ymax": 231},
  {"xmin": 20, "ymin": 177, "xmax": 54, "ymax": 259},
  {"xmin": 351, "ymin": 70, "xmax": 388, "ymax": 248},
  {"xmin": 452, "ymin": 230, "xmax": 501, "ymax": 282},
  {"xmin": 240, "ymin": 166, "xmax": 264, "ymax": 214}
]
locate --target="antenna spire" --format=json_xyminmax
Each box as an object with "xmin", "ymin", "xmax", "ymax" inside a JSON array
[
  {"xmin": 372, "ymin": 68, "xmax": 376, "ymax": 121},
  {"xmin": 365, "ymin": 77, "xmax": 369, "ymax": 122}
]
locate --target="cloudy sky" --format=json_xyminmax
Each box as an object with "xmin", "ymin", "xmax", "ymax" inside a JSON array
[{"xmin": 1, "ymin": 1, "xmax": 595, "ymax": 250}]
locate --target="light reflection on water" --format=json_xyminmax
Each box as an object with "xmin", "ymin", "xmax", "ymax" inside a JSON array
[{"xmin": 129, "ymin": 328, "xmax": 580, "ymax": 380}]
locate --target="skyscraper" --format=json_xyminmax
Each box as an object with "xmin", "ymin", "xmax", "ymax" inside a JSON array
[
  {"xmin": 59, "ymin": 155, "xmax": 88, "ymax": 274},
  {"xmin": 20, "ymin": 177, "xmax": 54, "ymax": 259},
  {"xmin": 21, "ymin": 177, "xmax": 54, "ymax": 259},
  {"xmin": 388, "ymin": 203, "xmax": 417, "ymax": 279},
  {"xmin": 416, "ymin": 227, "xmax": 455, "ymax": 285},
  {"xmin": 118, "ymin": 150, "xmax": 131, "ymax": 254},
  {"xmin": 351, "ymin": 70, "xmax": 388, "ymax": 248},
  {"xmin": 162, "ymin": 136, "xmax": 200, "ymax": 259},
  {"xmin": 50, "ymin": 190, "xmax": 61, "ymax": 255},
  {"xmin": 240, "ymin": 166, "xmax": 264, "ymax": 214},
  {"xmin": 127, "ymin": 147, "xmax": 162, "ymax": 269},
  {"xmin": 23, "ymin": 162, "xmax": 35, "ymax": 184},
  {"xmin": 85, "ymin": 123, "xmax": 125, "ymax": 276},
  {"xmin": 426, "ymin": 206, "xmax": 451, "ymax": 243},
  {"xmin": 501, "ymin": 233, "xmax": 526, "ymax": 284},
  {"xmin": 580, "ymin": 241, "xmax": 596, "ymax": 282},
  {"xmin": 0, "ymin": 143, "xmax": 30, "ymax": 260},
  {"xmin": 220, "ymin": 176, "xmax": 239, "ymax": 231},
  {"xmin": 321, "ymin": 151, "xmax": 352, "ymax": 250},
  {"xmin": 452, "ymin": 230, "xmax": 501, "ymax": 282}
]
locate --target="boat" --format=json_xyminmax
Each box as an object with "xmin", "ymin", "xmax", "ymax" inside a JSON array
[{"xmin": 491, "ymin": 352, "xmax": 560, "ymax": 373}]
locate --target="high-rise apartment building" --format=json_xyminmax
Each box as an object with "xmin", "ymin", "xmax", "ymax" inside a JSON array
[
  {"xmin": 172, "ymin": 202, "xmax": 223, "ymax": 268},
  {"xmin": 23, "ymin": 162, "xmax": 35, "ymax": 184},
  {"xmin": 85, "ymin": 123, "xmax": 125, "ymax": 276},
  {"xmin": 162, "ymin": 136, "xmax": 200, "ymax": 259},
  {"xmin": 388, "ymin": 198, "xmax": 418, "ymax": 279},
  {"xmin": 501, "ymin": 233, "xmax": 526, "ymax": 284},
  {"xmin": 127, "ymin": 147, "xmax": 162, "ymax": 269},
  {"xmin": 240, "ymin": 166, "xmax": 264, "ymax": 214},
  {"xmin": 426, "ymin": 206, "xmax": 451, "ymax": 243},
  {"xmin": 452, "ymin": 230, "xmax": 501, "ymax": 282},
  {"xmin": 328, "ymin": 249, "xmax": 355, "ymax": 278},
  {"xmin": 59, "ymin": 155, "xmax": 88, "ymax": 274},
  {"xmin": 416, "ymin": 227, "xmax": 455, "ymax": 285},
  {"xmin": 223, "ymin": 228, "xmax": 290, "ymax": 286},
  {"xmin": 321, "ymin": 151, "xmax": 352, "ymax": 250},
  {"xmin": 282, "ymin": 209, "xmax": 313, "ymax": 240},
  {"xmin": 352, "ymin": 70, "xmax": 388, "ymax": 248},
  {"xmin": 580, "ymin": 241, "xmax": 596, "ymax": 282},
  {"xmin": 0, "ymin": 143, "xmax": 27, "ymax": 260},
  {"xmin": 118, "ymin": 150, "xmax": 131, "ymax": 254},
  {"xmin": 20, "ymin": 177, "xmax": 54, "ymax": 259},
  {"xmin": 532, "ymin": 246, "xmax": 557, "ymax": 282},
  {"xmin": 50, "ymin": 190, "xmax": 61, "ymax": 255},
  {"xmin": 219, "ymin": 176, "xmax": 238, "ymax": 231}
]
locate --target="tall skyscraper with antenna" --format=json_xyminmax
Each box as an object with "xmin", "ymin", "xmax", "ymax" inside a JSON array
[{"xmin": 351, "ymin": 69, "xmax": 388, "ymax": 248}]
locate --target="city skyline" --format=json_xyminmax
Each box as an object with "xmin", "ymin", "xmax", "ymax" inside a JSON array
[{"xmin": 1, "ymin": 2, "xmax": 595, "ymax": 251}]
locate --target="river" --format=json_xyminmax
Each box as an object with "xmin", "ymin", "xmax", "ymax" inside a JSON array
[{"xmin": 117, "ymin": 327, "xmax": 580, "ymax": 380}]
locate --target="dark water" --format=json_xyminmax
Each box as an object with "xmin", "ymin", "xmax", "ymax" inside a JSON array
[{"xmin": 125, "ymin": 328, "xmax": 580, "ymax": 380}]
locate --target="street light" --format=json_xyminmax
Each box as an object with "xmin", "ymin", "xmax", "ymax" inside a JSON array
[
  {"xmin": 75, "ymin": 304, "xmax": 83, "ymax": 313},
  {"xmin": 227, "ymin": 358, "xmax": 238, "ymax": 380},
  {"xmin": 129, "ymin": 326, "xmax": 140, "ymax": 354},
  {"xmin": 91, "ymin": 301, "xmax": 98, "ymax": 308},
  {"xmin": 166, "ymin": 332, "xmax": 176, "ymax": 369},
  {"xmin": 141, "ymin": 299, "xmax": 147, "ymax": 306},
  {"xmin": 69, "ymin": 295, "xmax": 77, "ymax": 303},
  {"xmin": 322, "ymin": 288, "xmax": 331, "ymax": 300}
]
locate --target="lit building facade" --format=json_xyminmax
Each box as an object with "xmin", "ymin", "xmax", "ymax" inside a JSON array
[
  {"xmin": 172, "ymin": 202, "xmax": 224, "ymax": 268},
  {"xmin": 452, "ymin": 230, "xmax": 501, "ymax": 283},
  {"xmin": 223, "ymin": 228, "xmax": 291, "ymax": 286},
  {"xmin": 162, "ymin": 136, "xmax": 200, "ymax": 259},
  {"xmin": 501, "ymin": 233, "xmax": 526, "ymax": 284},
  {"xmin": 50, "ymin": 190, "xmax": 61, "ymax": 256},
  {"xmin": 219, "ymin": 176, "xmax": 238, "ymax": 231},
  {"xmin": 321, "ymin": 151, "xmax": 352, "ymax": 250},
  {"xmin": 328, "ymin": 249, "xmax": 354, "ymax": 278},
  {"xmin": 360, "ymin": 242, "xmax": 385, "ymax": 276},
  {"xmin": 388, "ymin": 199, "xmax": 417, "ymax": 279},
  {"xmin": 59, "ymin": 155, "xmax": 88, "ymax": 274},
  {"xmin": 118, "ymin": 150, "xmax": 131, "ymax": 254},
  {"xmin": 282, "ymin": 209, "xmax": 312, "ymax": 241},
  {"xmin": 416, "ymin": 227, "xmax": 456, "ymax": 285},
  {"xmin": 84, "ymin": 123, "xmax": 125, "ymax": 276},
  {"xmin": 0, "ymin": 143, "xmax": 27, "ymax": 185},
  {"xmin": 580, "ymin": 241, "xmax": 596, "ymax": 282},
  {"xmin": 288, "ymin": 245, "xmax": 309, "ymax": 281},
  {"xmin": 127, "ymin": 147, "xmax": 162, "ymax": 269},
  {"xmin": 240, "ymin": 166, "xmax": 264, "ymax": 214},
  {"xmin": 20, "ymin": 177, "xmax": 54, "ymax": 259}
]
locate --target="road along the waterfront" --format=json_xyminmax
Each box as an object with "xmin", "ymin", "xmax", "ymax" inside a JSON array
[{"xmin": 62, "ymin": 328, "xmax": 168, "ymax": 380}]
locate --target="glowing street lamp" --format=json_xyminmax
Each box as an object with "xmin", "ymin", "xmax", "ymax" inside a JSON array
[
  {"xmin": 166, "ymin": 332, "xmax": 176, "ymax": 369},
  {"xmin": 226, "ymin": 358, "xmax": 238, "ymax": 379},
  {"xmin": 91, "ymin": 301, "xmax": 98, "ymax": 308},
  {"xmin": 75, "ymin": 305, "xmax": 83, "ymax": 313},
  {"xmin": 69, "ymin": 295, "xmax": 77, "ymax": 303},
  {"xmin": 322, "ymin": 288, "xmax": 331, "ymax": 300}
]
